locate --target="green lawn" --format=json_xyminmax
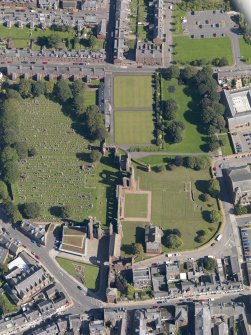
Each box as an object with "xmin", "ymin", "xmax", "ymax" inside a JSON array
[
  {"xmin": 56, "ymin": 257, "xmax": 99, "ymax": 291},
  {"xmin": 218, "ymin": 133, "xmax": 233, "ymax": 156},
  {"xmin": 124, "ymin": 193, "xmax": 148, "ymax": 217},
  {"xmin": 173, "ymin": 36, "xmax": 233, "ymax": 65},
  {"xmin": 239, "ymin": 37, "xmax": 251, "ymax": 64},
  {"xmin": 161, "ymin": 78, "xmax": 206, "ymax": 153},
  {"xmin": 14, "ymin": 96, "xmax": 119, "ymax": 223},
  {"xmin": 113, "ymin": 76, "xmax": 153, "ymax": 108},
  {"xmin": 130, "ymin": 163, "xmax": 219, "ymax": 251},
  {"xmin": 114, "ymin": 110, "xmax": 154, "ymax": 145},
  {"xmin": 83, "ymin": 89, "xmax": 96, "ymax": 107},
  {"xmin": 121, "ymin": 221, "xmax": 146, "ymax": 256},
  {"xmin": 0, "ymin": 294, "xmax": 20, "ymax": 315}
]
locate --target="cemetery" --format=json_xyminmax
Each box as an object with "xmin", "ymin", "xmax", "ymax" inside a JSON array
[{"xmin": 14, "ymin": 95, "xmax": 113, "ymax": 222}]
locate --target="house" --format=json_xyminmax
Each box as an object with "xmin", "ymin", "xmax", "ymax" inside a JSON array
[
  {"xmin": 20, "ymin": 220, "xmax": 47, "ymax": 245},
  {"xmin": 38, "ymin": 0, "xmax": 59, "ymax": 8},
  {"xmin": 223, "ymin": 165, "xmax": 251, "ymax": 205},
  {"xmin": 133, "ymin": 267, "xmax": 151, "ymax": 289},
  {"xmin": 0, "ymin": 232, "xmax": 21, "ymax": 256},
  {"xmin": 60, "ymin": 0, "xmax": 77, "ymax": 8},
  {"xmin": 145, "ymin": 224, "xmax": 163, "ymax": 254},
  {"xmin": 4, "ymin": 265, "xmax": 51, "ymax": 305}
]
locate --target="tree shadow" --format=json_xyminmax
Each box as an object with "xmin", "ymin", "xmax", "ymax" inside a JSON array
[
  {"xmin": 121, "ymin": 244, "xmax": 134, "ymax": 255},
  {"xmin": 136, "ymin": 227, "xmax": 145, "ymax": 244},
  {"xmin": 202, "ymin": 210, "xmax": 211, "ymax": 223},
  {"xmin": 49, "ymin": 205, "xmax": 62, "ymax": 217},
  {"xmin": 195, "ymin": 180, "xmax": 209, "ymax": 193},
  {"xmin": 76, "ymin": 152, "xmax": 91, "ymax": 162}
]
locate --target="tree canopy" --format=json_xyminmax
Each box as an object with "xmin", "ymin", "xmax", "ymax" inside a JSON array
[{"xmin": 22, "ymin": 202, "xmax": 41, "ymax": 219}]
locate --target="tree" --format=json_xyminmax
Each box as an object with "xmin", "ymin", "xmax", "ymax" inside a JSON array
[
  {"xmin": 126, "ymin": 283, "xmax": 135, "ymax": 296},
  {"xmin": 22, "ymin": 202, "xmax": 41, "ymax": 219},
  {"xmin": 234, "ymin": 203, "xmax": 248, "ymax": 215},
  {"xmin": 180, "ymin": 66, "xmax": 197, "ymax": 82},
  {"xmin": 60, "ymin": 205, "xmax": 73, "ymax": 218},
  {"xmin": 195, "ymin": 234, "xmax": 206, "ymax": 243},
  {"xmin": 73, "ymin": 94, "xmax": 85, "ymax": 115},
  {"xmin": 86, "ymin": 106, "xmax": 106, "ymax": 140},
  {"xmin": 44, "ymin": 81, "xmax": 55, "ymax": 95},
  {"xmin": 1, "ymin": 146, "xmax": 18, "ymax": 165},
  {"xmin": 0, "ymin": 181, "xmax": 8, "ymax": 200},
  {"xmin": 3, "ymin": 200, "xmax": 22, "ymax": 223},
  {"xmin": 18, "ymin": 79, "xmax": 32, "ymax": 98},
  {"xmin": 155, "ymin": 165, "xmax": 164, "ymax": 172},
  {"xmin": 218, "ymin": 57, "xmax": 229, "ymax": 67},
  {"xmin": 163, "ymin": 99, "xmax": 178, "ymax": 120},
  {"xmin": 47, "ymin": 34, "xmax": 62, "ymax": 48},
  {"xmin": 208, "ymin": 179, "xmax": 220, "ymax": 198},
  {"xmin": 89, "ymin": 150, "xmax": 102, "ymax": 162},
  {"xmin": 28, "ymin": 148, "xmax": 37, "ymax": 157},
  {"xmin": 89, "ymin": 35, "xmax": 97, "ymax": 50},
  {"xmin": 32, "ymin": 81, "xmax": 45, "ymax": 97},
  {"xmin": 132, "ymin": 243, "xmax": 144, "ymax": 259},
  {"xmin": 185, "ymin": 156, "xmax": 210, "ymax": 170},
  {"xmin": 53, "ymin": 79, "xmax": 73, "ymax": 103},
  {"xmin": 2, "ymin": 161, "xmax": 19, "ymax": 184},
  {"xmin": 165, "ymin": 121, "xmax": 184, "ymax": 143},
  {"xmin": 164, "ymin": 234, "xmax": 183, "ymax": 249},
  {"xmin": 71, "ymin": 79, "xmax": 85, "ymax": 96},
  {"xmin": 172, "ymin": 228, "xmax": 181, "ymax": 237},
  {"xmin": 208, "ymin": 135, "xmax": 220, "ymax": 152},
  {"xmin": 6, "ymin": 89, "xmax": 21, "ymax": 100},
  {"xmin": 165, "ymin": 65, "xmax": 180, "ymax": 79},
  {"xmin": 203, "ymin": 257, "xmax": 217, "ymax": 271},
  {"xmin": 174, "ymin": 156, "xmax": 183, "ymax": 167},
  {"xmin": 13, "ymin": 141, "xmax": 28, "ymax": 160},
  {"xmin": 209, "ymin": 210, "xmax": 222, "ymax": 223}
]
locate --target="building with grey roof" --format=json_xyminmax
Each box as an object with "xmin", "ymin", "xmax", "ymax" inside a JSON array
[
  {"xmin": 145, "ymin": 224, "xmax": 163, "ymax": 254},
  {"xmin": 133, "ymin": 267, "xmax": 151, "ymax": 289},
  {"xmin": 152, "ymin": 0, "xmax": 164, "ymax": 44},
  {"xmin": 223, "ymin": 165, "xmax": 251, "ymax": 205},
  {"xmin": 136, "ymin": 42, "xmax": 163, "ymax": 66},
  {"xmin": 4, "ymin": 265, "xmax": 51, "ymax": 305},
  {"xmin": 223, "ymin": 87, "xmax": 251, "ymax": 131},
  {"xmin": 20, "ymin": 220, "xmax": 47, "ymax": 245},
  {"xmin": 0, "ymin": 246, "xmax": 8, "ymax": 265},
  {"xmin": 38, "ymin": 0, "xmax": 59, "ymax": 9},
  {"xmin": 0, "ymin": 231, "xmax": 21, "ymax": 255}
]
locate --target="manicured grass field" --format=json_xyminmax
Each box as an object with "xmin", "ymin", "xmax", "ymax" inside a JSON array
[
  {"xmin": 113, "ymin": 76, "xmax": 153, "ymax": 108},
  {"xmin": 56, "ymin": 257, "xmax": 99, "ymax": 291},
  {"xmin": 114, "ymin": 110, "xmax": 154, "ymax": 144},
  {"xmin": 173, "ymin": 36, "xmax": 233, "ymax": 65},
  {"xmin": 239, "ymin": 37, "xmax": 251, "ymax": 64},
  {"xmin": 161, "ymin": 78, "xmax": 206, "ymax": 153},
  {"xmin": 124, "ymin": 193, "xmax": 148, "ymax": 218},
  {"xmin": 14, "ymin": 96, "xmax": 119, "ymax": 223},
  {"xmin": 121, "ymin": 162, "xmax": 219, "ymax": 251},
  {"xmin": 83, "ymin": 89, "xmax": 97, "ymax": 107}
]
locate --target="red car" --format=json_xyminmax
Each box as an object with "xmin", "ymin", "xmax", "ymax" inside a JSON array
[
  {"xmin": 35, "ymin": 255, "xmax": 40, "ymax": 260},
  {"xmin": 42, "ymin": 61, "xmax": 48, "ymax": 64},
  {"xmin": 22, "ymin": 244, "xmax": 27, "ymax": 248}
]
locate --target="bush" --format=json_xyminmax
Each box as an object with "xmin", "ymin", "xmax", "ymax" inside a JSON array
[
  {"xmin": 172, "ymin": 228, "xmax": 181, "ymax": 237},
  {"xmin": 200, "ymin": 193, "xmax": 210, "ymax": 202},
  {"xmin": 209, "ymin": 210, "xmax": 222, "ymax": 223},
  {"xmin": 203, "ymin": 257, "xmax": 217, "ymax": 271},
  {"xmin": 234, "ymin": 203, "xmax": 248, "ymax": 215},
  {"xmin": 164, "ymin": 234, "xmax": 183, "ymax": 249},
  {"xmin": 174, "ymin": 156, "xmax": 183, "ymax": 167},
  {"xmin": 155, "ymin": 165, "xmax": 164, "ymax": 172},
  {"xmin": 22, "ymin": 202, "xmax": 41, "ymax": 219},
  {"xmin": 89, "ymin": 150, "xmax": 101, "ymax": 162},
  {"xmin": 28, "ymin": 148, "xmax": 37, "ymax": 157}
]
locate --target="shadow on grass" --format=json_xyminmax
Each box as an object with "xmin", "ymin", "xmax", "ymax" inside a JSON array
[
  {"xmin": 136, "ymin": 227, "xmax": 145, "ymax": 244},
  {"xmin": 195, "ymin": 180, "xmax": 209, "ymax": 193},
  {"xmin": 121, "ymin": 244, "xmax": 134, "ymax": 255},
  {"xmin": 202, "ymin": 210, "xmax": 212, "ymax": 223}
]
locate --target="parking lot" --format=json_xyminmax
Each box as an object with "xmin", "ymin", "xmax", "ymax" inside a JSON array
[
  {"xmin": 231, "ymin": 130, "xmax": 251, "ymax": 153},
  {"xmin": 182, "ymin": 9, "xmax": 236, "ymax": 38}
]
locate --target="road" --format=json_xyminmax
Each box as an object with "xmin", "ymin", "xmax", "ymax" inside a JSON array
[{"xmin": 0, "ymin": 211, "xmax": 101, "ymax": 314}]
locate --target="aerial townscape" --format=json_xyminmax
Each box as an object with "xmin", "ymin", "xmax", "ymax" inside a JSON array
[{"xmin": 1, "ymin": 0, "xmax": 251, "ymax": 334}]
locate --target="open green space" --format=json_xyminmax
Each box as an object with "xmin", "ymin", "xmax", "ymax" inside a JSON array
[
  {"xmin": 218, "ymin": 133, "xmax": 233, "ymax": 156},
  {"xmin": 0, "ymin": 294, "xmax": 20, "ymax": 315},
  {"xmin": 161, "ymin": 77, "xmax": 206, "ymax": 153},
  {"xmin": 121, "ymin": 161, "xmax": 219, "ymax": 252},
  {"xmin": 173, "ymin": 36, "xmax": 233, "ymax": 65},
  {"xmin": 14, "ymin": 96, "xmax": 119, "ymax": 223},
  {"xmin": 239, "ymin": 37, "xmax": 251, "ymax": 64},
  {"xmin": 113, "ymin": 76, "xmax": 153, "ymax": 108},
  {"xmin": 83, "ymin": 89, "xmax": 97, "ymax": 107},
  {"xmin": 121, "ymin": 221, "xmax": 146, "ymax": 255},
  {"xmin": 56, "ymin": 257, "xmax": 99, "ymax": 291},
  {"xmin": 114, "ymin": 110, "xmax": 154, "ymax": 145},
  {"xmin": 124, "ymin": 193, "xmax": 148, "ymax": 218}
]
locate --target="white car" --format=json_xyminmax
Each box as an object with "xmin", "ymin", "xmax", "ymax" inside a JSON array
[{"xmin": 174, "ymin": 253, "xmax": 181, "ymax": 256}]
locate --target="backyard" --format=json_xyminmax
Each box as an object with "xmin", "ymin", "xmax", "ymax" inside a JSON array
[
  {"xmin": 56, "ymin": 257, "xmax": 99, "ymax": 291},
  {"xmin": 114, "ymin": 110, "xmax": 154, "ymax": 145},
  {"xmin": 113, "ymin": 75, "xmax": 153, "ymax": 108},
  {"xmin": 173, "ymin": 36, "xmax": 233, "ymax": 65},
  {"xmin": 13, "ymin": 96, "xmax": 119, "ymax": 223},
  {"xmin": 121, "ymin": 159, "xmax": 220, "ymax": 252}
]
